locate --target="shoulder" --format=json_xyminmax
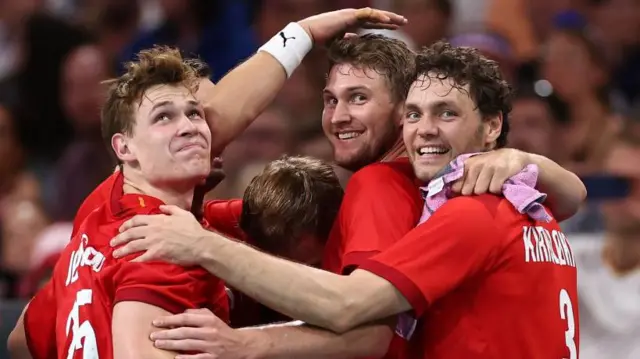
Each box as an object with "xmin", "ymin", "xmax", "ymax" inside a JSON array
[
  {"xmin": 439, "ymin": 194, "xmax": 503, "ymax": 218},
  {"xmin": 348, "ymin": 159, "xmax": 417, "ymax": 192}
]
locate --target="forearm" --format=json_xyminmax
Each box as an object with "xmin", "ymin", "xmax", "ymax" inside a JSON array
[
  {"xmin": 200, "ymin": 234, "xmax": 352, "ymax": 331},
  {"xmin": 207, "ymin": 52, "xmax": 287, "ymax": 154},
  {"xmin": 530, "ymin": 153, "xmax": 587, "ymax": 221},
  {"xmin": 242, "ymin": 320, "xmax": 394, "ymax": 359}
]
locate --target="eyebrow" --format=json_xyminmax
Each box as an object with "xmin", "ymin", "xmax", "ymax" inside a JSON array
[
  {"xmin": 323, "ymin": 85, "xmax": 370, "ymax": 95},
  {"xmin": 150, "ymin": 99, "xmax": 200, "ymax": 112},
  {"xmin": 405, "ymin": 100, "xmax": 456, "ymax": 113}
]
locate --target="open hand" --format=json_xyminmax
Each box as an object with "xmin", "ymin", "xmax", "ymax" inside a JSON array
[
  {"xmin": 299, "ymin": 8, "xmax": 407, "ymax": 45},
  {"xmin": 151, "ymin": 308, "xmax": 259, "ymax": 359}
]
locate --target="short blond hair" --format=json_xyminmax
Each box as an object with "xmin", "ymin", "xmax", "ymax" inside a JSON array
[{"xmin": 101, "ymin": 46, "xmax": 199, "ymax": 161}]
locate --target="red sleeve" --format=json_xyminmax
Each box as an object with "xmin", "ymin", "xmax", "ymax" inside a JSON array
[
  {"xmin": 202, "ymin": 199, "xmax": 246, "ymax": 241},
  {"xmin": 111, "ymin": 260, "xmax": 223, "ymax": 315},
  {"xmin": 358, "ymin": 197, "xmax": 502, "ymax": 316},
  {"xmin": 339, "ymin": 163, "xmax": 422, "ymax": 273},
  {"xmin": 24, "ymin": 280, "xmax": 57, "ymax": 359}
]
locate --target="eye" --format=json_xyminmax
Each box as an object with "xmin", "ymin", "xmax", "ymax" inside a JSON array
[
  {"xmin": 324, "ymin": 97, "xmax": 338, "ymax": 106},
  {"xmin": 351, "ymin": 94, "xmax": 367, "ymax": 104},
  {"xmin": 441, "ymin": 110, "xmax": 457, "ymax": 119},
  {"xmin": 156, "ymin": 113, "xmax": 171, "ymax": 122},
  {"xmin": 405, "ymin": 111, "xmax": 421, "ymax": 123},
  {"xmin": 188, "ymin": 109, "xmax": 203, "ymax": 120}
]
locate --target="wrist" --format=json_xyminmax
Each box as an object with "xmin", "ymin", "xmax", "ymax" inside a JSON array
[
  {"xmin": 238, "ymin": 328, "xmax": 272, "ymax": 359},
  {"xmin": 258, "ymin": 22, "xmax": 313, "ymax": 78}
]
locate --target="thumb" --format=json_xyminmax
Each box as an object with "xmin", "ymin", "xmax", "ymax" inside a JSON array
[
  {"xmin": 451, "ymin": 180, "xmax": 463, "ymax": 193},
  {"xmin": 159, "ymin": 204, "xmax": 187, "ymax": 216}
]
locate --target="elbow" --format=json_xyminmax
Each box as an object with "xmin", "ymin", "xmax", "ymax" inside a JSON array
[{"xmin": 323, "ymin": 295, "xmax": 362, "ymax": 334}]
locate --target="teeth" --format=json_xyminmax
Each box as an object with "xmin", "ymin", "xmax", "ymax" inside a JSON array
[
  {"xmin": 337, "ymin": 132, "xmax": 362, "ymax": 140},
  {"xmin": 418, "ymin": 146, "xmax": 448, "ymax": 155}
]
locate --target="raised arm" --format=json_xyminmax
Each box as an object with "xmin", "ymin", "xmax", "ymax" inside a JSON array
[
  {"xmin": 149, "ymin": 308, "xmax": 395, "ymax": 359},
  {"xmin": 204, "ymin": 8, "xmax": 407, "ymax": 154}
]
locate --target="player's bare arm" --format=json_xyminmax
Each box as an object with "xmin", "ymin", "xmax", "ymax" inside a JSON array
[
  {"xmin": 454, "ymin": 148, "xmax": 586, "ymax": 221},
  {"xmin": 204, "ymin": 8, "xmax": 407, "ymax": 154},
  {"xmin": 7, "ymin": 305, "xmax": 32, "ymax": 359},
  {"xmin": 111, "ymin": 206, "xmax": 410, "ymax": 333},
  {"xmin": 149, "ymin": 308, "xmax": 394, "ymax": 359},
  {"xmin": 112, "ymin": 301, "xmax": 182, "ymax": 359}
]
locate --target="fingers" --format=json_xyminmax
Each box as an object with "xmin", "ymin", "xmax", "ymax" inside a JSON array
[
  {"xmin": 153, "ymin": 338, "xmax": 209, "ymax": 353},
  {"xmin": 129, "ymin": 251, "xmax": 157, "ymax": 263},
  {"xmin": 360, "ymin": 23, "xmax": 400, "ymax": 30},
  {"xmin": 488, "ymin": 165, "xmax": 509, "ymax": 194},
  {"xmin": 150, "ymin": 327, "xmax": 212, "ymax": 341},
  {"xmin": 110, "ymin": 226, "xmax": 149, "ymax": 248},
  {"xmin": 119, "ymin": 215, "xmax": 156, "ymax": 232},
  {"xmin": 461, "ymin": 162, "xmax": 481, "ymax": 196},
  {"xmin": 473, "ymin": 166, "xmax": 494, "ymax": 195},
  {"xmin": 112, "ymin": 238, "xmax": 152, "ymax": 259},
  {"xmin": 354, "ymin": 8, "xmax": 407, "ymax": 26},
  {"xmin": 153, "ymin": 312, "xmax": 220, "ymax": 329}
]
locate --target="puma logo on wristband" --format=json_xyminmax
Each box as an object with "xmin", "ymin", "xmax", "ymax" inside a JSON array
[{"xmin": 279, "ymin": 32, "xmax": 296, "ymax": 47}]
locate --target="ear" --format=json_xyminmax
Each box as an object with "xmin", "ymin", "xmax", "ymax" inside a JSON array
[
  {"xmin": 484, "ymin": 113, "xmax": 503, "ymax": 148},
  {"xmin": 393, "ymin": 101, "xmax": 405, "ymax": 126},
  {"xmin": 111, "ymin": 133, "xmax": 136, "ymax": 162}
]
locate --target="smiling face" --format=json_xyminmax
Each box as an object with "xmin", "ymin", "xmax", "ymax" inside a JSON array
[
  {"xmin": 112, "ymin": 84, "xmax": 211, "ymax": 188},
  {"xmin": 403, "ymin": 73, "xmax": 502, "ymax": 182},
  {"xmin": 321, "ymin": 63, "xmax": 403, "ymax": 171}
]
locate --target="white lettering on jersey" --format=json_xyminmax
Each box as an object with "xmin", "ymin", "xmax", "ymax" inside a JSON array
[
  {"xmin": 66, "ymin": 289, "xmax": 99, "ymax": 359},
  {"xmin": 65, "ymin": 234, "xmax": 106, "ymax": 286},
  {"xmin": 522, "ymin": 226, "xmax": 575, "ymax": 267}
]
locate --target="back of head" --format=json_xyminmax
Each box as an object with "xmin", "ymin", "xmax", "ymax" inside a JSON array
[
  {"xmin": 415, "ymin": 41, "xmax": 513, "ymax": 148},
  {"xmin": 240, "ymin": 156, "xmax": 343, "ymax": 262},
  {"xmin": 327, "ymin": 34, "xmax": 416, "ymax": 102}
]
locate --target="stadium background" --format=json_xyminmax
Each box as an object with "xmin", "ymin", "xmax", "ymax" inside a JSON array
[{"xmin": 0, "ymin": 0, "xmax": 638, "ymax": 357}]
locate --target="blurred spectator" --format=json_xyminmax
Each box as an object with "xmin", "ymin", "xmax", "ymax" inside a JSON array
[
  {"xmin": 52, "ymin": 44, "xmax": 112, "ymax": 221},
  {"xmin": 212, "ymin": 105, "xmax": 295, "ymax": 198},
  {"xmin": 449, "ymin": 31, "xmax": 517, "ymax": 81},
  {"xmin": 508, "ymin": 85, "xmax": 559, "ymax": 159},
  {"xmin": 573, "ymin": 120, "xmax": 640, "ymax": 358},
  {"xmin": 542, "ymin": 27, "xmax": 621, "ymax": 173},
  {"xmin": 392, "ymin": 0, "xmax": 452, "ymax": 48},
  {"xmin": 121, "ymin": 0, "xmax": 256, "ymax": 81}
]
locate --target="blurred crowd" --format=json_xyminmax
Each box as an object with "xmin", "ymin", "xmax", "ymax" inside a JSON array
[{"xmin": 0, "ymin": 0, "xmax": 638, "ymax": 355}]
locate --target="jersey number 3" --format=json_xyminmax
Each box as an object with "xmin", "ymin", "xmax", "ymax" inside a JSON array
[
  {"xmin": 559, "ymin": 288, "xmax": 577, "ymax": 359},
  {"xmin": 66, "ymin": 289, "xmax": 99, "ymax": 359}
]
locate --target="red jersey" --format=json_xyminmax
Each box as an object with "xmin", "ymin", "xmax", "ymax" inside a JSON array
[
  {"xmin": 29, "ymin": 173, "xmax": 229, "ymax": 359},
  {"xmin": 321, "ymin": 158, "xmax": 422, "ymax": 359},
  {"xmin": 359, "ymin": 194, "xmax": 580, "ymax": 359},
  {"xmin": 322, "ymin": 158, "xmax": 422, "ymax": 274}
]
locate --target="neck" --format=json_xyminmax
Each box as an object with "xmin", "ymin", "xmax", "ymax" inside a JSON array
[
  {"xmin": 379, "ymin": 136, "xmax": 407, "ymax": 162},
  {"xmin": 602, "ymin": 233, "xmax": 640, "ymax": 275},
  {"xmin": 121, "ymin": 168, "xmax": 194, "ymax": 210}
]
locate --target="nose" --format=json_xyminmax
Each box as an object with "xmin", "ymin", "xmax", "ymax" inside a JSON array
[
  {"xmin": 416, "ymin": 117, "xmax": 439, "ymax": 138},
  {"xmin": 330, "ymin": 100, "xmax": 351, "ymax": 125},
  {"xmin": 177, "ymin": 114, "xmax": 198, "ymax": 137}
]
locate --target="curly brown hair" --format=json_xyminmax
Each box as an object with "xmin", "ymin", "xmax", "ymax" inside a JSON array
[
  {"xmin": 101, "ymin": 46, "xmax": 200, "ymax": 161},
  {"xmin": 415, "ymin": 41, "xmax": 513, "ymax": 148},
  {"xmin": 240, "ymin": 155, "xmax": 343, "ymax": 256},
  {"xmin": 327, "ymin": 34, "xmax": 416, "ymax": 102}
]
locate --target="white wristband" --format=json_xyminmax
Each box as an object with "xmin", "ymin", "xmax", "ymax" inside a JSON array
[{"xmin": 258, "ymin": 22, "xmax": 313, "ymax": 78}]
